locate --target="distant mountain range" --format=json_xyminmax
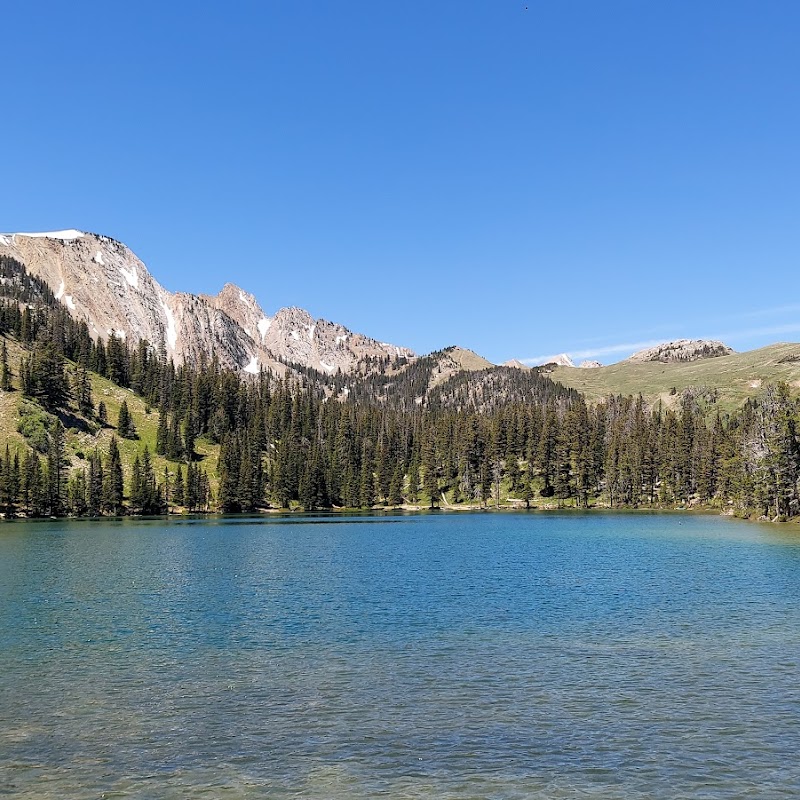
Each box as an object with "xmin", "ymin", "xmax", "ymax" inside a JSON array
[{"xmin": 0, "ymin": 230, "xmax": 770, "ymax": 407}]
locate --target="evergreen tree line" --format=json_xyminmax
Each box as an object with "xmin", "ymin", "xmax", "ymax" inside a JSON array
[{"xmin": 1, "ymin": 255, "xmax": 800, "ymax": 520}]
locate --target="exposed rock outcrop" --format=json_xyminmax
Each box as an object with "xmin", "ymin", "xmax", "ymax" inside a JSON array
[
  {"xmin": 545, "ymin": 354, "xmax": 575, "ymax": 368},
  {"xmin": 0, "ymin": 230, "xmax": 414, "ymax": 375},
  {"xmin": 626, "ymin": 339, "xmax": 733, "ymax": 364}
]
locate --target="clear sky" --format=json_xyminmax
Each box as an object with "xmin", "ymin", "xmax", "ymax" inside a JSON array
[{"xmin": 2, "ymin": 1, "xmax": 798, "ymax": 364}]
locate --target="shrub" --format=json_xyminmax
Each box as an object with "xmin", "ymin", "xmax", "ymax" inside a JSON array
[{"xmin": 17, "ymin": 400, "xmax": 55, "ymax": 453}]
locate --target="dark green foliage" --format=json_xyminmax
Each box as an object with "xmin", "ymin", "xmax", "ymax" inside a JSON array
[
  {"xmin": 172, "ymin": 465, "xmax": 185, "ymax": 507},
  {"xmin": 0, "ymin": 445, "xmax": 20, "ymax": 516},
  {"xmin": 17, "ymin": 401, "xmax": 55, "ymax": 453},
  {"xmin": 102, "ymin": 437, "xmax": 124, "ymax": 515},
  {"xmin": 20, "ymin": 342, "xmax": 71, "ymax": 410},
  {"xmin": 4, "ymin": 260, "xmax": 800, "ymax": 523},
  {"xmin": 1, "ymin": 339, "xmax": 11, "ymax": 391},
  {"xmin": 117, "ymin": 400, "xmax": 137, "ymax": 439},
  {"xmin": 46, "ymin": 420, "xmax": 67, "ymax": 516},
  {"xmin": 73, "ymin": 364, "xmax": 93, "ymax": 416},
  {"xmin": 129, "ymin": 446, "xmax": 161, "ymax": 514}
]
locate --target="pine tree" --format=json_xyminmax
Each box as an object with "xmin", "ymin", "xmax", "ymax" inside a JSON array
[
  {"xmin": 25, "ymin": 342, "xmax": 71, "ymax": 411},
  {"xmin": 173, "ymin": 465, "xmax": 185, "ymax": 507},
  {"xmin": 46, "ymin": 420, "xmax": 67, "ymax": 515},
  {"xmin": 1, "ymin": 338, "xmax": 11, "ymax": 391},
  {"xmin": 140, "ymin": 446, "xmax": 160, "ymax": 514},
  {"xmin": 0, "ymin": 445, "xmax": 14, "ymax": 516},
  {"xmin": 68, "ymin": 469, "xmax": 88, "ymax": 516},
  {"xmin": 217, "ymin": 435, "xmax": 241, "ymax": 513},
  {"xmin": 387, "ymin": 464, "xmax": 404, "ymax": 507},
  {"xmin": 88, "ymin": 449, "xmax": 104, "ymax": 516},
  {"xmin": 156, "ymin": 407, "xmax": 168, "ymax": 455},
  {"xmin": 117, "ymin": 401, "xmax": 137, "ymax": 439},
  {"xmin": 103, "ymin": 437, "xmax": 124, "ymax": 514},
  {"xmin": 359, "ymin": 440, "xmax": 376, "ymax": 508},
  {"xmin": 407, "ymin": 459, "xmax": 420, "ymax": 504},
  {"xmin": 521, "ymin": 477, "xmax": 533, "ymax": 510},
  {"xmin": 422, "ymin": 436, "xmax": 439, "ymax": 509},
  {"xmin": 129, "ymin": 454, "xmax": 143, "ymax": 512},
  {"xmin": 74, "ymin": 364, "xmax": 93, "ymax": 416},
  {"xmin": 23, "ymin": 449, "xmax": 46, "ymax": 517}
]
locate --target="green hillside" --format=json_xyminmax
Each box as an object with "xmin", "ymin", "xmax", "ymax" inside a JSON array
[
  {"xmin": 0, "ymin": 334, "xmax": 220, "ymax": 500},
  {"xmin": 549, "ymin": 343, "xmax": 800, "ymax": 413}
]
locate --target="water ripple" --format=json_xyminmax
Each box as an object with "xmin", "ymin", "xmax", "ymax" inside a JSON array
[{"xmin": 1, "ymin": 513, "xmax": 799, "ymax": 798}]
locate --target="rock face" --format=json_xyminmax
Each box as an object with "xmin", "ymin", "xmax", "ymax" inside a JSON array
[
  {"xmin": 546, "ymin": 354, "xmax": 575, "ymax": 368},
  {"xmin": 0, "ymin": 230, "xmax": 413, "ymax": 374},
  {"xmin": 502, "ymin": 359, "xmax": 529, "ymax": 370},
  {"xmin": 578, "ymin": 360, "xmax": 602, "ymax": 369},
  {"xmin": 626, "ymin": 339, "xmax": 734, "ymax": 364},
  {"xmin": 426, "ymin": 347, "xmax": 494, "ymax": 389}
]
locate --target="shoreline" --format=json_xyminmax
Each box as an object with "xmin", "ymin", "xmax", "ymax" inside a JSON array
[{"xmin": 3, "ymin": 504, "xmax": 795, "ymax": 525}]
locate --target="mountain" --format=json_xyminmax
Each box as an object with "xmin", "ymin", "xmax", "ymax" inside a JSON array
[
  {"xmin": 0, "ymin": 230, "xmax": 413, "ymax": 375},
  {"xmin": 626, "ymin": 339, "xmax": 734, "ymax": 363},
  {"xmin": 540, "ymin": 355, "xmax": 602, "ymax": 369},
  {"xmin": 502, "ymin": 359, "xmax": 530, "ymax": 370},
  {"xmin": 545, "ymin": 354, "xmax": 575, "ymax": 368}
]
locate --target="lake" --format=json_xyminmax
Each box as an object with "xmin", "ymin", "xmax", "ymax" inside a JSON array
[{"xmin": 1, "ymin": 512, "xmax": 799, "ymax": 798}]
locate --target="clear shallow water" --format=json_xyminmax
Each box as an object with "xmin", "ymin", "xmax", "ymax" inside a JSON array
[{"xmin": 1, "ymin": 512, "xmax": 799, "ymax": 799}]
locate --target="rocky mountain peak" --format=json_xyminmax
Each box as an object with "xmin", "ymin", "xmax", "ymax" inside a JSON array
[
  {"xmin": 547, "ymin": 354, "xmax": 575, "ymax": 368},
  {"xmin": 502, "ymin": 358, "xmax": 529, "ymax": 370},
  {"xmin": 0, "ymin": 229, "xmax": 414, "ymax": 377}
]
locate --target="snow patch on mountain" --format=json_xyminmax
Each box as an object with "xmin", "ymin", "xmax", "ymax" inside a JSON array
[
  {"xmin": 545, "ymin": 354, "xmax": 575, "ymax": 367},
  {"xmin": 14, "ymin": 230, "xmax": 86, "ymax": 241},
  {"xmin": 243, "ymin": 356, "xmax": 259, "ymax": 374},
  {"xmin": 0, "ymin": 229, "xmax": 415, "ymax": 376},
  {"xmin": 161, "ymin": 300, "xmax": 178, "ymax": 350},
  {"xmin": 119, "ymin": 265, "xmax": 138, "ymax": 289}
]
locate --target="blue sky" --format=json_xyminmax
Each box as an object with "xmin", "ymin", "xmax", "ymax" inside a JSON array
[{"xmin": 2, "ymin": 1, "xmax": 798, "ymax": 364}]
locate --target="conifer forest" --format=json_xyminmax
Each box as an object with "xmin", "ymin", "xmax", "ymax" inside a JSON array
[{"xmin": 1, "ymin": 254, "xmax": 799, "ymax": 522}]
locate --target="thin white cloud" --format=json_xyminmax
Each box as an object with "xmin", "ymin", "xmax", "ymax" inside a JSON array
[
  {"xmin": 737, "ymin": 304, "xmax": 800, "ymax": 321},
  {"xmin": 519, "ymin": 322, "xmax": 800, "ymax": 367},
  {"xmin": 717, "ymin": 321, "xmax": 800, "ymax": 341},
  {"xmin": 521, "ymin": 339, "xmax": 666, "ymax": 366}
]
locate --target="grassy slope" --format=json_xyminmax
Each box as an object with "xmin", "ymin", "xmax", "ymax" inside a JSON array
[
  {"xmin": 549, "ymin": 343, "xmax": 800, "ymax": 413},
  {"xmin": 445, "ymin": 346, "xmax": 494, "ymax": 371},
  {"xmin": 427, "ymin": 346, "xmax": 495, "ymax": 391},
  {"xmin": 0, "ymin": 334, "xmax": 220, "ymax": 496}
]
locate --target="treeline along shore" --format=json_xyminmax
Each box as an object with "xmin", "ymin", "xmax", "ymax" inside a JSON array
[{"xmin": 1, "ymin": 253, "xmax": 799, "ymax": 522}]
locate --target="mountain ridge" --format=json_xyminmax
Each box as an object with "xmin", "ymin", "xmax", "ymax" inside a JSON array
[{"xmin": 0, "ymin": 230, "xmax": 414, "ymax": 376}]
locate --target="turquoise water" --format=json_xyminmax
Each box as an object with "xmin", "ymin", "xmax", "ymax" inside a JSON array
[{"xmin": 1, "ymin": 512, "xmax": 799, "ymax": 799}]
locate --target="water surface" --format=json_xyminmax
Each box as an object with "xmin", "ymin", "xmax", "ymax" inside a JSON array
[{"xmin": 1, "ymin": 512, "xmax": 799, "ymax": 798}]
